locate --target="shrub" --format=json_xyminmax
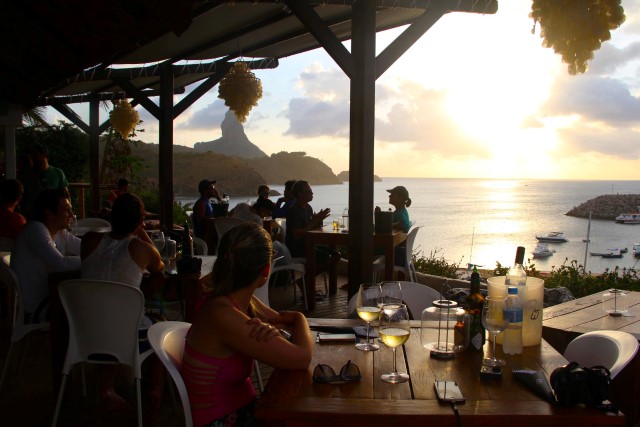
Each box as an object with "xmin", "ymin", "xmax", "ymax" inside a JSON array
[{"xmin": 413, "ymin": 249, "xmax": 463, "ymax": 279}]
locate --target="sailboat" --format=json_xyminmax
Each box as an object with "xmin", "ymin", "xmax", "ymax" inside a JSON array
[{"xmin": 466, "ymin": 227, "xmax": 484, "ymax": 270}]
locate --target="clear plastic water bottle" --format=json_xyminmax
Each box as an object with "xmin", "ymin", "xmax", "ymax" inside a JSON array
[
  {"xmin": 341, "ymin": 207, "xmax": 349, "ymax": 229},
  {"xmin": 502, "ymin": 286, "xmax": 523, "ymax": 355}
]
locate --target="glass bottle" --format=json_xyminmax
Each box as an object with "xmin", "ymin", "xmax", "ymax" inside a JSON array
[
  {"xmin": 465, "ymin": 266, "xmax": 485, "ymax": 352},
  {"xmin": 505, "ymin": 246, "xmax": 526, "ymax": 287},
  {"xmin": 183, "ymin": 221, "xmax": 194, "ymax": 258},
  {"xmin": 341, "ymin": 207, "xmax": 349, "ymax": 229}
]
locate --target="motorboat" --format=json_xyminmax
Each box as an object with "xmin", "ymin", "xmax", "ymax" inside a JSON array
[
  {"xmin": 633, "ymin": 243, "xmax": 640, "ymax": 258},
  {"xmin": 615, "ymin": 211, "xmax": 640, "ymax": 224},
  {"xmin": 532, "ymin": 243, "xmax": 554, "ymax": 258},
  {"xmin": 535, "ymin": 231, "xmax": 568, "ymax": 243},
  {"xmin": 590, "ymin": 249, "xmax": 624, "ymax": 258}
]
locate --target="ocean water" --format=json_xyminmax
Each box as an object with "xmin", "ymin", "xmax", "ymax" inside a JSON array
[{"xmin": 178, "ymin": 178, "xmax": 640, "ymax": 274}]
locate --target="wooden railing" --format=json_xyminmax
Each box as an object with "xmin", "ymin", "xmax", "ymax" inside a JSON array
[{"xmin": 68, "ymin": 182, "xmax": 115, "ymax": 219}]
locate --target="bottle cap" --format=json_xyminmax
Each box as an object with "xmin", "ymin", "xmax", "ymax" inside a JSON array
[
  {"xmin": 515, "ymin": 246, "xmax": 526, "ymax": 264},
  {"xmin": 508, "ymin": 286, "xmax": 518, "ymax": 295}
]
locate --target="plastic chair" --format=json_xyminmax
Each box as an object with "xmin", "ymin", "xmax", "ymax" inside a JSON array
[
  {"xmin": 192, "ymin": 237, "xmax": 208, "ymax": 256},
  {"xmin": 268, "ymin": 243, "xmax": 317, "ymax": 311},
  {"xmin": 76, "ymin": 217, "xmax": 112, "ymax": 229},
  {"xmin": 148, "ymin": 321, "xmax": 193, "ymax": 427},
  {"xmin": 346, "ymin": 281, "xmax": 439, "ymax": 320},
  {"xmin": 254, "ymin": 256, "xmax": 284, "ymax": 308},
  {"xmin": 563, "ymin": 330, "xmax": 639, "ymax": 379},
  {"xmin": 0, "ymin": 255, "xmax": 50, "ymax": 390},
  {"xmin": 373, "ymin": 226, "xmax": 422, "ymax": 283},
  {"xmin": 213, "ymin": 217, "xmax": 245, "ymax": 253},
  {"xmin": 52, "ymin": 280, "xmax": 153, "ymax": 427}
]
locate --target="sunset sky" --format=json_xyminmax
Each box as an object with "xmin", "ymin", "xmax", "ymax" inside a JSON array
[{"xmin": 49, "ymin": 1, "xmax": 640, "ymax": 180}]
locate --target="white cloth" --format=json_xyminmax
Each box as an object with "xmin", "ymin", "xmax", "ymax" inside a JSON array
[
  {"xmin": 81, "ymin": 234, "xmax": 143, "ymax": 288},
  {"xmin": 11, "ymin": 221, "xmax": 81, "ymax": 314}
]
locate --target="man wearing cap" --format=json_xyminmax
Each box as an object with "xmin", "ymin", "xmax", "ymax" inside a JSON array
[{"xmin": 192, "ymin": 179, "xmax": 222, "ymax": 238}]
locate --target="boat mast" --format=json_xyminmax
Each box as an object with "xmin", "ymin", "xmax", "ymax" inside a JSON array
[
  {"xmin": 468, "ymin": 227, "xmax": 475, "ymax": 269},
  {"xmin": 583, "ymin": 211, "xmax": 591, "ymax": 270}
]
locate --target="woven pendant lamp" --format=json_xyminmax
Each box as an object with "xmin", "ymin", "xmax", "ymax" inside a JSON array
[
  {"xmin": 110, "ymin": 100, "xmax": 139, "ymax": 139},
  {"xmin": 218, "ymin": 62, "xmax": 263, "ymax": 122}
]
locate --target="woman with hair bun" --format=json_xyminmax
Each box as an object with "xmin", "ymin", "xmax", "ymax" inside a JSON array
[{"xmin": 184, "ymin": 222, "xmax": 313, "ymax": 427}]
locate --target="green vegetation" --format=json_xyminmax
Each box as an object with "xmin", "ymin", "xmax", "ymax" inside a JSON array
[{"xmin": 413, "ymin": 249, "xmax": 463, "ymax": 279}]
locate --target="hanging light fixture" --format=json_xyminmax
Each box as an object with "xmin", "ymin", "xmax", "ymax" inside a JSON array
[
  {"xmin": 218, "ymin": 61, "xmax": 263, "ymax": 123},
  {"xmin": 109, "ymin": 99, "xmax": 139, "ymax": 139}
]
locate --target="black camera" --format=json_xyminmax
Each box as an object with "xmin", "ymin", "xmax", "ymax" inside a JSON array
[{"xmin": 550, "ymin": 362, "xmax": 611, "ymax": 407}]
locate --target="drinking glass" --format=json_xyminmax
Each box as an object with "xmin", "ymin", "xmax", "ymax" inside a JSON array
[
  {"xmin": 380, "ymin": 281, "xmax": 402, "ymax": 308},
  {"xmin": 355, "ymin": 283, "xmax": 382, "ymax": 351},
  {"xmin": 151, "ymin": 231, "xmax": 165, "ymax": 252},
  {"xmin": 379, "ymin": 303, "xmax": 410, "ymax": 383},
  {"xmin": 481, "ymin": 296, "xmax": 509, "ymax": 367}
]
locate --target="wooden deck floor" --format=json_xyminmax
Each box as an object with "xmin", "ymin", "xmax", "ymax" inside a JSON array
[{"xmin": 0, "ymin": 274, "xmax": 350, "ymax": 427}]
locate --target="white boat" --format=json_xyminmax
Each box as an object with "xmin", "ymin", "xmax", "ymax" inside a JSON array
[
  {"xmin": 590, "ymin": 249, "xmax": 624, "ymax": 258},
  {"xmin": 532, "ymin": 243, "xmax": 554, "ymax": 258},
  {"xmin": 633, "ymin": 243, "xmax": 640, "ymax": 258},
  {"xmin": 615, "ymin": 209, "xmax": 640, "ymax": 224},
  {"xmin": 535, "ymin": 231, "xmax": 568, "ymax": 243}
]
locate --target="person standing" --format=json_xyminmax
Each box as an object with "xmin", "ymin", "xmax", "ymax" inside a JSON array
[
  {"xmin": 192, "ymin": 179, "xmax": 222, "ymax": 239},
  {"xmin": 11, "ymin": 188, "xmax": 80, "ymax": 323},
  {"xmin": 19, "ymin": 145, "xmax": 69, "ymax": 220},
  {"xmin": 0, "ymin": 179, "xmax": 27, "ymax": 240}
]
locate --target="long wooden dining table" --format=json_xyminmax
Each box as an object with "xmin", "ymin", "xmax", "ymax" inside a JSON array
[
  {"xmin": 303, "ymin": 228, "xmax": 407, "ymax": 310},
  {"xmin": 543, "ymin": 290, "xmax": 640, "ymax": 426},
  {"xmin": 254, "ymin": 318, "xmax": 625, "ymax": 427}
]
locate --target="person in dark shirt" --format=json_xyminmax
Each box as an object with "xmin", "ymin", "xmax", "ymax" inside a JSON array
[
  {"xmin": 285, "ymin": 180, "xmax": 340, "ymax": 291},
  {"xmin": 273, "ymin": 179, "xmax": 296, "ymax": 219}
]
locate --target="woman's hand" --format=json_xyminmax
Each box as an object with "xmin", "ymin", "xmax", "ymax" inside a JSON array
[{"xmin": 246, "ymin": 317, "xmax": 281, "ymax": 342}]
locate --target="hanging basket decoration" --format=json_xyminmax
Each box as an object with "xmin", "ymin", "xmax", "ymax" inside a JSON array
[
  {"xmin": 109, "ymin": 100, "xmax": 140, "ymax": 139},
  {"xmin": 529, "ymin": 0, "xmax": 625, "ymax": 75},
  {"xmin": 218, "ymin": 61, "xmax": 263, "ymax": 123}
]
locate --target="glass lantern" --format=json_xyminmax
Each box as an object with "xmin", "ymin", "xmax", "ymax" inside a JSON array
[
  {"xmin": 602, "ymin": 289, "xmax": 628, "ymax": 317},
  {"xmin": 421, "ymin": 299, "xmax": 469, "ymax": 359}
]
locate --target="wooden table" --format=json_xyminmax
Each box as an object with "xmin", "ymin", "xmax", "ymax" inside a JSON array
[
  {"xmin": 543, "ymin": 290, "xmax": 640, "ymax": 425},
  {"xmin": 255, "ymin": 318, "xmax": 624, "ymax": 426},
  {"xmin": 304, "ymin": 228, "xmax": 406, "ymax": 309},
  {"xmin": 48, "ymin": 255, "xmax": 215, "ymax": 392}
]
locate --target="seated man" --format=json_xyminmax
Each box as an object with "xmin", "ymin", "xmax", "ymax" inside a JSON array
[
  {"xmin": 0, "ymin": 179, "xmax": 27, "ymax": 240},
  {"xmin": 285, "ymin": 180, "xmax": 340, "ymax": 290},
  {"xmin": 192, "ymin": 179, "xmax": 222, "ymax": 239},
  {"xmin": 273, "ymin": 180, "xmax": 296, "ymax": 219},
  {"xmin": 11, "ymin": 188, "xmax": 81, "ymax": 323}
]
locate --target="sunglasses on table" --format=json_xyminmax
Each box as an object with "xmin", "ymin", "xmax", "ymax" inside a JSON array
[{"xmin": 312, "ymin": 360, "xmax": 361, "ymax": 384}]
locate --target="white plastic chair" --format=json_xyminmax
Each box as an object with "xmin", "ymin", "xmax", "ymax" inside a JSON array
[
  {"xmin": 0, "ymin": 255, "xmax": 50, "ymax": 390},
  {"xmin": 76, "ymin": 217, "xmax": 112, "ymax": 229},
  {"xmin": 52, "ymin": 280, "xmax": 153, "ymax": 427},
  {"xmin": 148, "ymin": 321, "xmax": 193, "ymax": 427},
  {"xmin": 346, "ymin": 281, "xmax": 439, "ymax": 320},
  {"xmin": 268, "ymin": 243, "xmax": 317, "ymax": 311},
  {"xmin": 213, "ymin": 217, "xmax": 245, "ymax": 253},
  {"xmin": 192, "ymin": 237, "xmax": 208, "ymax": 256},
  {"xmin": 563, "ymin": 330, "xmax": 639, "ymax": 379},
  {"xmin": 373, "ymin": 226, "xmax": 422, "ymax": 282}
]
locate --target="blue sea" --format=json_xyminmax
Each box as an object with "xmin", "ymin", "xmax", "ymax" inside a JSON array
[{"xmin": 178, "ymin": 178, "xmax": 640, "ymax": 274}]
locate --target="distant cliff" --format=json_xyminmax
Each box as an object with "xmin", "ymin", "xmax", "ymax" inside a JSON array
[
  {"xmin": 193, "ymin": 110, "xmax": 268, "ymax": 159},
  {"xmin": 337, "ymin": 170, "xmax": 382, "ymax": 182},
  {"xmin": 566, "ymin": 194, "xmax": 640, "ymax": 220},
  {"xmin": 131, "ymin": 144, "xmax": 339, "ymax": 196}
]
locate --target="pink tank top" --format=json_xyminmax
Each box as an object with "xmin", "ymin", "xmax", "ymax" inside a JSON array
[{"xmin": 182, "ymin": 297, "xmax": 256, "ymax": 426}]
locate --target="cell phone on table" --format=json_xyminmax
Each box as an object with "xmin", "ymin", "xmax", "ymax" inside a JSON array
[{"xmin": 435, "ymin": 381, "xmax": 465, "ymax": 403}]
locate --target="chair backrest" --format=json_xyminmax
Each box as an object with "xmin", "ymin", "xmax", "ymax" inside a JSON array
[
  {"xmin": 403, "ymin": 226, "xmax": 422, "ymax": 265},
  {"xmin": 58, "ymin": 279, "xmax": 145, "ymax": 376},
  {"xmin": 0, "ymin": 255, "xmax": 49, "ymax": 340},
  {"xmin": 0, "ymin": 237, "xmax": 15, "ymax": 252},
  {"xmin": 255, "ymin": 256, "xmax": 285, "ymax": 307},
  {"xmin": 563, "ymin": 330, "xmax": 639, "ymax": 379},
  {"xmin": 192, "ymin": 237, "xmax": 208, "ymax": 256},
  {"xmin": 76, "ymin": 217, "xmax": 112, "ymax": 229},
  {"xmin": 213, "ymin": 217, "xmax": 245, "ymax": 248},
  {"xmin": 346, "ymin": 281, "xmax": 439, "ymax": 320},
  {"xmin": 148, "ymin": 321, "xmax": 193, "ymax": 427}
]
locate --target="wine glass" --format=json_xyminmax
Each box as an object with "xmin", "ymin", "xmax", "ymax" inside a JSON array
[
  {"xmin": 151, "ymin": 231, "xmax": 165, "ymax": 253},
  {"xmin": 380, "ymin": 281, "xmax": 402, "ymax": 308},
  {"xmin": 379, "ymin": 303, "xmax": 410, "ymax": 383},
  {"xmin": 355, "ymin": 283, "xmax": 382, "ymax": 351},
  {"xmin": 481, "ymin": 296, "xmax": 509, "ymax": 367}
]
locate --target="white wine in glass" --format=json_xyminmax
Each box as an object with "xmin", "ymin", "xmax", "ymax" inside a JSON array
[
  {"xmin": 380, "ymin": 281, "xmax": 402, "ymax": 308},
  {"xmin": 379, "ymin": 303, "xmax": 410, "ymax": 383},
  {"xmin": 355, "ymin": 283, "xmax": 382, "ymax": 351},
  {"xmin": 481, "ymin": 296, "xmax": 509, "ymax": 367}
]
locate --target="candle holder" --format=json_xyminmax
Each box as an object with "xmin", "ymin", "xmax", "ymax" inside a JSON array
[{"xmin": 602, "ymin": 289, "xmax": 628, "ymax": 317}]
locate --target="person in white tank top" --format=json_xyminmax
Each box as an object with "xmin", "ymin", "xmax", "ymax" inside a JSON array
[{"xmin": 80, "ymin": 192, "xmax": 164, "ymax": 412}]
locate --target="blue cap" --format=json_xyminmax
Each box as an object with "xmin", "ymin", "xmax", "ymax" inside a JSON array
[{"xmin": 508, "ymin": 286, "xmax": 518, "ymax": 294}]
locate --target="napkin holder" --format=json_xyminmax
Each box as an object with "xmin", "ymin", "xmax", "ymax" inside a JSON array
[{"xmin": 375, "ymin": 211, "xmax": 393, "ymax": 233}]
